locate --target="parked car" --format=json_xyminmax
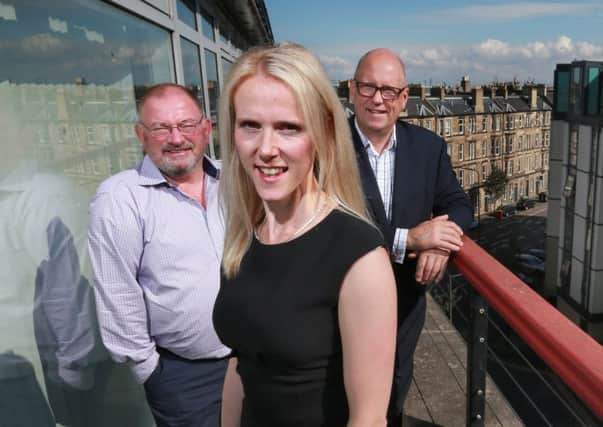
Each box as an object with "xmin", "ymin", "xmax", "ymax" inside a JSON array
[
  {"xmin": 514, "ymin": 253, "xmax": 545, "ymax": 274},
  {"xmin": 516, "ymin": 198, "xmax": 536, "ymax": 210},
  {"xmin": 501, "ymin": 204, "xmax": 517, "ymax": 217},
  {"xmin": 491, "ymin": 204, "xmax": 516, "ymax": 219},
  {"xmin": 517, "ymin": 271, "xmax": 536, "ymax": 286},
  {"xmin": 525, "ymin": 248, "xmax": 545, "ymax": 261}
]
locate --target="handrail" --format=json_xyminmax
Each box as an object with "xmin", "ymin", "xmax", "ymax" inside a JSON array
[{"xmin": 452, "ymin": 236, "xmax": 603, "ymax": 420}]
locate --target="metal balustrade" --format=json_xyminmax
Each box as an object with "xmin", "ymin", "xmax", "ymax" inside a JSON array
[{"xmin": 443, "ymin": 236, "xmax": 603, "ymax": 425}]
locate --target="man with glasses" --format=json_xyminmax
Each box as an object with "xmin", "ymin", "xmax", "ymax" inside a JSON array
[
  {"xmin": 88, "ymin": 83, "xmax": 229, "ymax": 427},
  {"xmin": 349, "ymin": 49, "xmax": 472, "ymax": 426}
]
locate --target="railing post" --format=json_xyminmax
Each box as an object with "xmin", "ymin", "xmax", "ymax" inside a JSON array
[{"xmin": 466, "ymin": 289, "xmax": 488, "ymax": 427}]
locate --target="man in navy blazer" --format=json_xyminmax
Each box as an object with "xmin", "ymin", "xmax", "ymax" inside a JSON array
[{"xmin": 349, "ymin": 48, "xmax": 472, "ymax": 426}]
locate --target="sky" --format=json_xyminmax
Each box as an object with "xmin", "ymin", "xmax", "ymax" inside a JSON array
[{"xmin": 264, "ymin": 0, "xmax": 603, "ymax": 86}]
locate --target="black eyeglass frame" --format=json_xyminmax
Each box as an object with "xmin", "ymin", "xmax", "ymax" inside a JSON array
[{"xmin": 354, "ymin": 80, "xmax": 408, "ymax": 101}]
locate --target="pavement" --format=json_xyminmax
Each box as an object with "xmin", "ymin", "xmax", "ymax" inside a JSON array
[{"xmin": 403, "ymin": 294, "xmax": 523, "ymax": 427}]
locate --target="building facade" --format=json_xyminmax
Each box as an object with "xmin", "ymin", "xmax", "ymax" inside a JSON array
[
  {"xmin": 546, "ymin": 61, "xmax": 603, "ymax": 342},
  {"xmin": 0, "ymin": 1, "xmax": 272, "ymax": 425},
  {"xmin": 401, "ymin": 83, "xmax": 552, "ymax": 217},
  {"xmin": 341, "ymin": 79, "xmax": 552, "ymax": 218}
]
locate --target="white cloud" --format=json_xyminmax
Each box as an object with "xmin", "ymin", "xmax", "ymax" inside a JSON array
[
  {"xmin": 554, "ymin": 35, "xmax": 573, "ymax": 54},
  {"xmin": 319, "ymin": 55, "xmax": 348, "ymax": 67},
  {"xmin": 49, "ymin": 16, "xmax": 68, "ymax": 34},
  {"xmin": 476, "ymin": 39, "xmax": 512, "ymax": 58},
  {"xmin": 521, "ymin": 41, "xmax": 550, "ymax": 59},
  {"xmin": 317, "ymin": 35, "xmax": 603, "ymax": 85},
  {"xmin": 318, "ymin": 54, "xmax": 355, "ymax": 81},
  {"xmin": 0, "ymin": 3, "xmax": 16, "ymax": 21},
  {"xmin": 20, "ymin": 33, "xmax": 67, "ymax": 54},
  {"xmin": 574, "ymin": 41, "xmax": 603, "ymax": 57},
  {"xmin": 426, "ymin": 2, "xmax": 603, "ymax": 23},
  {"xmin": 74, "ymin": 25, "xmax": 105, "ymax": 44}
]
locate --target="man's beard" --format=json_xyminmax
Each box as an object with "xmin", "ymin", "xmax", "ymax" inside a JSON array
[{"xmin": 155, "ymin": 143, "xmax": 203, "ymax": 179}]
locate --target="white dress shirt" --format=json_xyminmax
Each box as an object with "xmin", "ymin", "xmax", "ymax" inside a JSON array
[{"xmin": 354, "ymin": 119, "xmax": 408, "ymax": 264}]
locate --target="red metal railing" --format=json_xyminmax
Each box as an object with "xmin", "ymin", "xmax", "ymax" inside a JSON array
[{"xmin": 452, "ymin": 236, "xmax": 603, "ymax": 420}]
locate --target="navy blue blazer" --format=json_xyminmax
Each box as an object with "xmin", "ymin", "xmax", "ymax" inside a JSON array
[{"xmin": 350, "ymin": 117, "xmax": 472, "ymax": 314}]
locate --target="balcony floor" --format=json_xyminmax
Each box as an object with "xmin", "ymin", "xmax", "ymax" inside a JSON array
[{"xmin": 403, "ymin": 294, "xmax": 523, "ymax": 427}]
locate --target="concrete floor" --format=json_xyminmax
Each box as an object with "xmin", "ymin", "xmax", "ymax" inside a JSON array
[{"xmin": 403, "ymin": 294, "xmax": 523, "ymax": 427}]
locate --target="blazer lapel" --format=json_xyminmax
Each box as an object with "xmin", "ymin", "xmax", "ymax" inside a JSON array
[
  {"xmin": 391, "ymin": 122, "xmax": 414, "ymax": 228},
  {"xmin": 350, "ymin": 118, "xmax": 393, "ymax": 243}
]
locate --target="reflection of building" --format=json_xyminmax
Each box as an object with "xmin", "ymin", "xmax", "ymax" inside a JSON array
[
  {"xmin": 546, "ymin": 61, "xmax": 603, "ymax": 342},
  {"xmin": 1, "ymin": 79, "xmax": 139, "ymax": 193},
  {"xmin": 0, "ymin": 1, "xmax": 273, "ymax": 425},
  {"xmin": 342, "ymin": 78, "xmax": 552, "ymax": 215}
]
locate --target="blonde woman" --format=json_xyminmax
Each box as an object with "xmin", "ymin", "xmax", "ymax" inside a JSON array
[{"xmin": 213, "ymin": 43, "xmax": 397, "ymax": 427}]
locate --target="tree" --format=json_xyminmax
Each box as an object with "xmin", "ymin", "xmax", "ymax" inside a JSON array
[{"xmin": 483, "ymin": 166, "xmax": 507, "ymax": 209}]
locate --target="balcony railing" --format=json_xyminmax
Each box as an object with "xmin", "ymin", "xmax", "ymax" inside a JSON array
[{"xmin": 449, "ymin": 236, "xmax": 603, "ymax": 425}]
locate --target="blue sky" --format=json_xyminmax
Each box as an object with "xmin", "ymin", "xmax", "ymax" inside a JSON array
[{"xmin": 264, "ymin": 0, "xmax": 603, "ymax": 85}]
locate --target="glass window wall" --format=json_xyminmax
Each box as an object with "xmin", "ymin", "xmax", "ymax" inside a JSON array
[
  {"xmin": 0, "ymin": 0, "xmax": 175, "ymax": 425},
  {"xmin": 221, "ymin": 57, "xmax": 233, "ymax": 82},
  {"xmin": 204, "ymin": 48, "xmax": 220, "ymax": 157},
  {"xmin": 200, "ymin": 8, "xmax": 215, "ymax": 41},
  {"xmin": 181, "ymin": 37, "xmax": 205, "ymax": 111},
  {"xmin": 555, "ymin": 68, "xmax": 570, "ymax": 114},
  {"xmin": 177, "ymin": 0, "xmax": 197, "ymax": 30},
  {"xmin": 586, "ymin": 66, "xmax": 600, "ymax": 116}
]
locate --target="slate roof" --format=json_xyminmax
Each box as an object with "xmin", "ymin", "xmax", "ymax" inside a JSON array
[{"xmin": 339, "ymin": 92, "xmax": 551, "ymax": 120}]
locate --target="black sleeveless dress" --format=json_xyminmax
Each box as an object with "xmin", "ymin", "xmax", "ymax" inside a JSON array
[{"xmin": 213, "ymin": 209, "xmax": 384, "ymax": 426}]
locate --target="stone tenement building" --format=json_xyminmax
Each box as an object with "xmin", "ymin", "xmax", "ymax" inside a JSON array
[{"xmin": 341, "ymin": 78, "xmax": 553, "ymax": 216}]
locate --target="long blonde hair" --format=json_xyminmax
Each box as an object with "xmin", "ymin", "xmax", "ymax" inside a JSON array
[{"xmin": 219, "ymin": 43, "xmax": 371, "ymax": 278}]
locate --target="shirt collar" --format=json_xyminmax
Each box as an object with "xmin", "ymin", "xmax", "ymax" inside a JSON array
[
  {"xmin": 354, "ymin": 117, "xmax": 397, "ymax": 153},
  {"xmin": 138, "ymin": 155, "xmax": 167, "ymax": 186},
  {"xmin": 137, "ymin": 155, "xmax": 220, "ymax": 186}
]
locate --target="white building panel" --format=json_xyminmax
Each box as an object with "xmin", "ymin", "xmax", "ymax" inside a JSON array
[
  {"xmin": 545, "ymin": 198, "xmax": 561, "ymax": 237},
  {"xmin": 550, "ymin": 121, "xmax": 568, "ymax": 161},
  {"xmin": 592, "ymin": 223, "xmax": 603, "ymax": 271},
  {"xmin": 588, "ymin": 269, "xmax": 603, "ymax": 314},
  {"xmin": 574, "ymin": 170, "xmax": 589, "ymax": 218},
  {"xmin": 544, "ymin": 236, "xmax": 560, "ymax": 290},
  {"xmin": 598, "ymin": 129, "xmax": 603, "ymax": 176},
  {"xmin": 577, "ymin": 124, "xmax": 592, "ymax": 172},
  {"xmin": 570, "ymin": 258, "xmax": 584, "ymax": 303},
  {"xmin": 595, "ymin": 177, "xmax": 603, "ymax": 224},
  {"xmin": 572, "ymin": 215, "xmax": 586, "ymax": 263},
  {"xmin": 548, "ymin": 159, "xmax": 563, "ymax": 199},
  {"xmin": 556, "ymin": 245, "xmax": 564, "ymax": 291},
  {"xmin": 559, "ymin": 206, "xmax": 566, "ymax": 249}
]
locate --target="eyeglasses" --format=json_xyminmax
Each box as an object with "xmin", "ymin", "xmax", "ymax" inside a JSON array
[
  {"xmin": 354, "ymin": 80, "xmax": 407, "ymax": 101},
  {"xmin": 139, "ymin": 118, "xmax": 204, "ymax": 140}
]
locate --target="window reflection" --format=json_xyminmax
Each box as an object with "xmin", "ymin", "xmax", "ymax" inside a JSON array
[
  {"xmin": 555, "ymin": 70, "xmax": 570, "ymax": 114},
  {"xmin": 586, "ymin": 67, "xmax": 600, "ymax": 116},
  {"xmin": 177, "ymin": 0, "xmax": 197, "ymax": 30},
  {"xmin": 201, "ymin": 8, "xmax": 215, "ymax": 41},
  {"xmin": 222, "ymin": 57, "xmax": 233, "ymax": 82},
  {"xmin": 204, "ymin": 48, "xmax": 220, "ymax": 158},
  {"xmin": 0, "ymin": 0, "xmax": 174, "ymax": 425},
  {"xmin": 220, "ymin": 25, "xmax": 230, "ymax": 45},
  {"xmin": 181, "ymin": 37, "xmax": 205, "ymax": 112}
]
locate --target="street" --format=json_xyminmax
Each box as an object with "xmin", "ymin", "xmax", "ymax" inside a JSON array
[{"xmin": 468, "ymin": 201, "xmax": 547, "ymax": 290}]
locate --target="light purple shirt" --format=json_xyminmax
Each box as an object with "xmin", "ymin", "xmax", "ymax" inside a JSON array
[{"xmin": 88, "ymin": 155, "xmax": 229, "ymax": 384}]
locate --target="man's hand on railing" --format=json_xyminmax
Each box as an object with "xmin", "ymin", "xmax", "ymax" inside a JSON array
[
  {"xmin": 406, "ymin": 215, "xmax": 464, "ymax": 253},
  {"xmin": 408, "ymin": 248, "xmax": 450, "ymax": 285}
]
